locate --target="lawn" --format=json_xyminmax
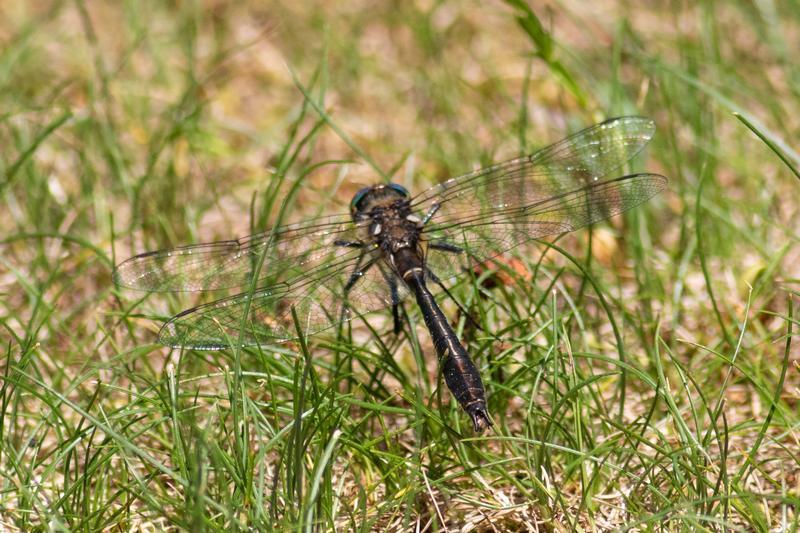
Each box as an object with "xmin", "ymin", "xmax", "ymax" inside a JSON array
[{"xmin": 1, "ymin": 0, "xmax": 798, "ymax": 530}]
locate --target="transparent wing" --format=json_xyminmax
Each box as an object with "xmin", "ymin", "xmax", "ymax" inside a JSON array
[
  {"xmin": 113, "ymin": 212, "xmax": 411, "ymax": 349},
  {"xmin": 157, "ymin": 245, "xmax": 410, "ymax": 349},
  {"xmin": 422, "ymin": 174, "xmax": 667, "ymax": 282},
  {"xmin": 411, "ymin": 116, "xmax": 656, "ymax": 217},
  {"xmin": 411, "ymin": 117, "xmax": 665, "ymax": 280},
  {"xmin": 113, "ymin": 214, "xmax": 356, "ymax": 292}
]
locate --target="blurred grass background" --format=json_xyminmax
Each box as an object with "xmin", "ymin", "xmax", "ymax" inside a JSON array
[{"xmin": 1, "ymin": 0, "xmax": 798, "ymax": 530}]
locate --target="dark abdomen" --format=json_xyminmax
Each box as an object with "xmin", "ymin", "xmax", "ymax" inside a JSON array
[{"xmin": 395, "ymin": 248, "xmax": 491, "ymax": 432}]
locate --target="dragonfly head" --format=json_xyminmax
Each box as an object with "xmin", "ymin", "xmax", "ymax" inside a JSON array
[{"xmin": 350, "ymin": 183, "xmax": 410, "ymax": 220}]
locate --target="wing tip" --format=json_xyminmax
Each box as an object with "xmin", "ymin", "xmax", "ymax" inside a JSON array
[
  {"xmin": 112, "ymin": 255, "xmax": 156, "ymax": 291},
  {"xmin": 112, "ymin": 256, "xmax": 135, "ymax": 288},
  {"xmin": 641, "ymin": 172, "xmax": 669, "ymax": 190},
  {"xmin": 111, "ymin": 266, "xmax": 126, "ymax": 289},
  {"xmin": 621, "ymin": 172, "xmax": 669, "ymax": 197},
  {"xmin": 603, "ymin": 115, "xmax": 656, "ymax": 138}
]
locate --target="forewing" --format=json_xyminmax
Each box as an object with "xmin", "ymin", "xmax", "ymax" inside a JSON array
[
  {"xmin": 411, "ymin": 116, "xmax": 656, "ymax": 219},
  {"xmin": 113, "ymin": 214, "xmax": 356, "ymax": 292},
  {"xmin": 157, "ymin": 245, "xmax": 410, "ymax": 349}
]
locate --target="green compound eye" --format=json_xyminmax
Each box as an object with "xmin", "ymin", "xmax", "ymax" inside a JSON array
[
  {"xmin": 388, "ymin": 183, "xmax": 409, "ymax": 197},
  {"xmin": 350, "ymin": 187, "xmax": 371, "ymax": 212}
]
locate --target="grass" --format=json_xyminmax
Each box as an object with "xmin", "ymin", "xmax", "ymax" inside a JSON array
[{"xmin": 1, "ymin": 0, "xmax": 799, "ymax": 530}]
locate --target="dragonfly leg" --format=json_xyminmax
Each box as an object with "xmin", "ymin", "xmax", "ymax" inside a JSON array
[
  {"xmin": 391, "ymin": 300, "xmax": 402, "ymax": 334},
  {"xmin": 334, "ymin": 239, "xmax": 365, "ymax": 248},
  {"xmin": 378, "ymin": 265, "xmax": 404, "ymax": 334},
  {"xmin": 429, "ymin": 241, "xmax": 464, "ymax": 254},
  {"xmin": 426, "ymin": 268, "xmax": 484, "ymax": 333},
  {"xmin": 345, "ymin": 256, "xmax": 379, "ymax": 291},
  {"xmin": 339, "ymin": 253, "xmax": 380, "ymax": 324},
  {"xmin": 421, "ymin": 202, "xmax": 441, "ymax": 225}
]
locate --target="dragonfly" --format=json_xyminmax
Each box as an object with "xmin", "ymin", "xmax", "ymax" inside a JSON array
[{"xmin": 114, "ymin": 116, "xmax": 667, "ymax": 433}]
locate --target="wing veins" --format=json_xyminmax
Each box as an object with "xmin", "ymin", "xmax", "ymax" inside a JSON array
[
  {"xmin": 424, "ymin": 174, "xmax": 666, "ymax": 234},
  {"xmin": 115, "ymin": 215, "xmax": 362, "ymax": 292},
  {"xmin": 411, "ymin": 117, "xmax": 655, "ymax": 210}
]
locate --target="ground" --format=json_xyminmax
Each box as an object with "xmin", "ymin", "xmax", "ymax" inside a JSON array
[{"xmin": 0, "ymin": 0, "xmax": 798, "ymax": 531}]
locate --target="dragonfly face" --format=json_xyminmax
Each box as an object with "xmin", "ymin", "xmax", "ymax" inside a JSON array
[
  {"xmin": 114, "ymin": 116, "xmax": 668, "ymax": 434},
  {"xmin": 350, "ymin": 183, "xmax": 410, "ymax": 219}
]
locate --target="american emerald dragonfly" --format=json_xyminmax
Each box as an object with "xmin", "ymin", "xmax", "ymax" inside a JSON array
[{"xmin": 114, "ymin": 116, "xmax": 667, "ymax": 432}]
